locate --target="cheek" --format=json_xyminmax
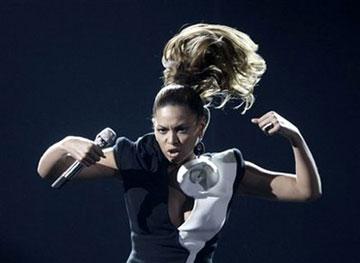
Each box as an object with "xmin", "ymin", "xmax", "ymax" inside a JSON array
[
  {"xmin": 154, "ymin": 134, "xmax": 165, "ymax": 148},
  {"xmin": 178, "ymin": 133, "xmax": 191, "ymax": 143},
  {"xmin": 179, "ymin": 134, "xmax": 197, "ymax": 148}
]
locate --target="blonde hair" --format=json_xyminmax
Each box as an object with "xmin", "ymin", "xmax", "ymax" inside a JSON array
[{"xmin": 162, "ymin": 23, "xmax": 266, "ymax": 113}]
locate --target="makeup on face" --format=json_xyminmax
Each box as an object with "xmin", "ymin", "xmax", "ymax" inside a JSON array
[{"xmin": 153, "ymin": 105, "xmax": 203, "ymax": 164}]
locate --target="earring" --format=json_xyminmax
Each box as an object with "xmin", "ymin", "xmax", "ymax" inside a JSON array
[{"xmin": 193, "ymin": 140, "xmax": 205, "ymax": 157}]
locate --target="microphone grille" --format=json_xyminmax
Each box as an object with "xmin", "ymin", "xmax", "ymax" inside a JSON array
[{"xmin": 95, "ymin": 127, "xmax": 117, "ymax": 147}]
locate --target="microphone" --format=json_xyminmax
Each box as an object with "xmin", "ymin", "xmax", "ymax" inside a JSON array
[{"xmin": 51, "ymin": 127, "xmax": 117, "ymax": 189}]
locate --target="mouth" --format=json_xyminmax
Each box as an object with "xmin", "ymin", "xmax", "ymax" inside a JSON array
[{"xmin": 167, "ymin": 148, "xmax": 180, "ymax": 158}]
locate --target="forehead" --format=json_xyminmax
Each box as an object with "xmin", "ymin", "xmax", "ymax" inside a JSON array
[{"xmin": 154, "ymin": 105, "xmax": 197, "ymax": 125}]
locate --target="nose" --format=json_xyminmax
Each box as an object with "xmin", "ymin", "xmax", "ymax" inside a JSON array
[{"xmin": 167, "ymin": 131, "xmax": 179, "ymax": 145}]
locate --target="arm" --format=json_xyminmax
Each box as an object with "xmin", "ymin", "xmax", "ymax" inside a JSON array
[
  {"xmin": 238, "ymin": 111, "xmax": 322, "ymax": 202},
  {"xmin": 37, "ymin": 136, "xmax": 119, "ymax": 181}
]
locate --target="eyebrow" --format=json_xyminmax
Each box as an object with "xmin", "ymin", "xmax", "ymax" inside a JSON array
[{"xmin": 156, "ymin": 123, "xmax": 190, "ymax": 129}]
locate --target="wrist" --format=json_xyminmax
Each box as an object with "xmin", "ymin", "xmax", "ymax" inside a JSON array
[{"xmin": 288, "ymin": 131, "xmax": 304, "ymax": 148}]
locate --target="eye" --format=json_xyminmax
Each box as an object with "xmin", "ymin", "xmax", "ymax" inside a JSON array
[
  {"xmin": 177, "ymin": 127, "xmax": 189, "ymax": 134},
  {"xmin": 157, "ymin": 128, "xmax": 167, "ymax": 134}
]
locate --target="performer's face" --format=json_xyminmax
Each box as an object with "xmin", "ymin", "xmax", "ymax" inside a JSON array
[{"xmin": 153, "ymin": 105, "xmax": 205, "ymax": 164}]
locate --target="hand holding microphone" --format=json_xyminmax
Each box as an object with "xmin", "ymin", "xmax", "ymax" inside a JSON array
[{"xmin": 51, "ymin": 128, "xmax": 116, "ymax": 189}]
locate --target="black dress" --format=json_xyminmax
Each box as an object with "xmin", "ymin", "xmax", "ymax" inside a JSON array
[{"xmin": 113, "ymin": 133, "xmax": 245, "ymax": 263}]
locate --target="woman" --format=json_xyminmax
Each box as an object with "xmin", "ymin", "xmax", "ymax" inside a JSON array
[{"xmin": 37, "ymin": 23, "xmax": 322, "ymax": 262}]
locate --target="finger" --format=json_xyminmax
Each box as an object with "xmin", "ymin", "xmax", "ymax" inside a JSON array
[
  {"xmin": 87, "ymin": 151, "xmax": 101, "ymax": 163},
  {"xmin": 258, "ymin": 115, "xmax": 278, "ymax": 131},
  {"xmin": 258, "ymin": 111, "xmax": 277, "ymax": 124},
  {"xmin": 263, "ymin": 123, "xmax": 274, "ymax": 134},
  {"xmin": 251, "ymin": 118, "xmax": 259, "ymax": 124},
  {"xmin": 258, "ymin": 116, "xmax": 274, "ymax": 129},
  {"xmin": 267, "ymin": 123, "xmax": 281, "ymax": 135},
  {"xmin": 92, "ymin": 145, "xmax": 106, "ymax": 158}
]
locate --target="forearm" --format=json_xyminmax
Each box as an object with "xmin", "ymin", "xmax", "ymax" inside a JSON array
[
  {"xmin": 37, "ymin": 139, "xmax": 74, "ymax": 179},
  {"xmin": 289, "ymin": 132, "xmax": 322, "ymax": 200}
]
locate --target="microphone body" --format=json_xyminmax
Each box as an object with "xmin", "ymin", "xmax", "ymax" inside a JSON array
[{"xmin": 51, "ymin": 127, "xmax": 116, "ymax": 189}]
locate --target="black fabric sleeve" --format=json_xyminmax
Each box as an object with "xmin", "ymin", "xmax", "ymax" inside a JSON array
[
  {"xmin": 232, "ymin": 148, "xmax": 246, "ymax": 192},
  {"xmin": 112, "ymin": 133, "xmax": 161, "ymax": 175}
]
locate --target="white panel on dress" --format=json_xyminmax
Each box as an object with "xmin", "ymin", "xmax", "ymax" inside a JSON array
[{"xmin": 177, "ymin": 149, "xmax": 238, "ymax": 263}]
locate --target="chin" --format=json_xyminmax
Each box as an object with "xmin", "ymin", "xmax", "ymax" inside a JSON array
[
  {"xmin": 168, "ymin": 156, "xmax": 182, "ymax": 164},
  {"xmin": 165, "ymin": 153, "xmax": 182, "ymax": 164},
  {"xmin": 168, "ymin": 154, "xmax": 193, "ymax": 165}
]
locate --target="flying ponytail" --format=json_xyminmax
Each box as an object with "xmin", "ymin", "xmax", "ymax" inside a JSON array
[{"xmin": 161, "ymin": 23, "xmax": 266, "ymax": 114}]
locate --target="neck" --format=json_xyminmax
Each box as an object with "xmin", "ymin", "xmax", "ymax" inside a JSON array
[{"xmin": 168, "ymin": 153, "xmax": 196, "ymax": 170}]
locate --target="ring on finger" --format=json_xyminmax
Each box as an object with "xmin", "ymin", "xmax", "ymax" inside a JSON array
[{"xmin": 263, "ymin": 122, "xmax": 274, "ymax": 133}]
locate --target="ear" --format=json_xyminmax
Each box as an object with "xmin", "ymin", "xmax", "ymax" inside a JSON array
[{"xmin": 198, "ymin": 116, "xmax": 207, "ymax": 138}]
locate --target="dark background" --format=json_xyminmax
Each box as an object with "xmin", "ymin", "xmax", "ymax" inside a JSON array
[{"xmin": 0, "ymin": 0, "xmax": 358, "ymax": 262}]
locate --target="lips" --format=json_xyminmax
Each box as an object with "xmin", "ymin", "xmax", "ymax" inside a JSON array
[
  {"xmin": 167, "ymin": 148, "xmax": 180, "ymax": 157},
  {"xmin": 168, "ymin": 148, "xmax": 180, "ymax": 153}
]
